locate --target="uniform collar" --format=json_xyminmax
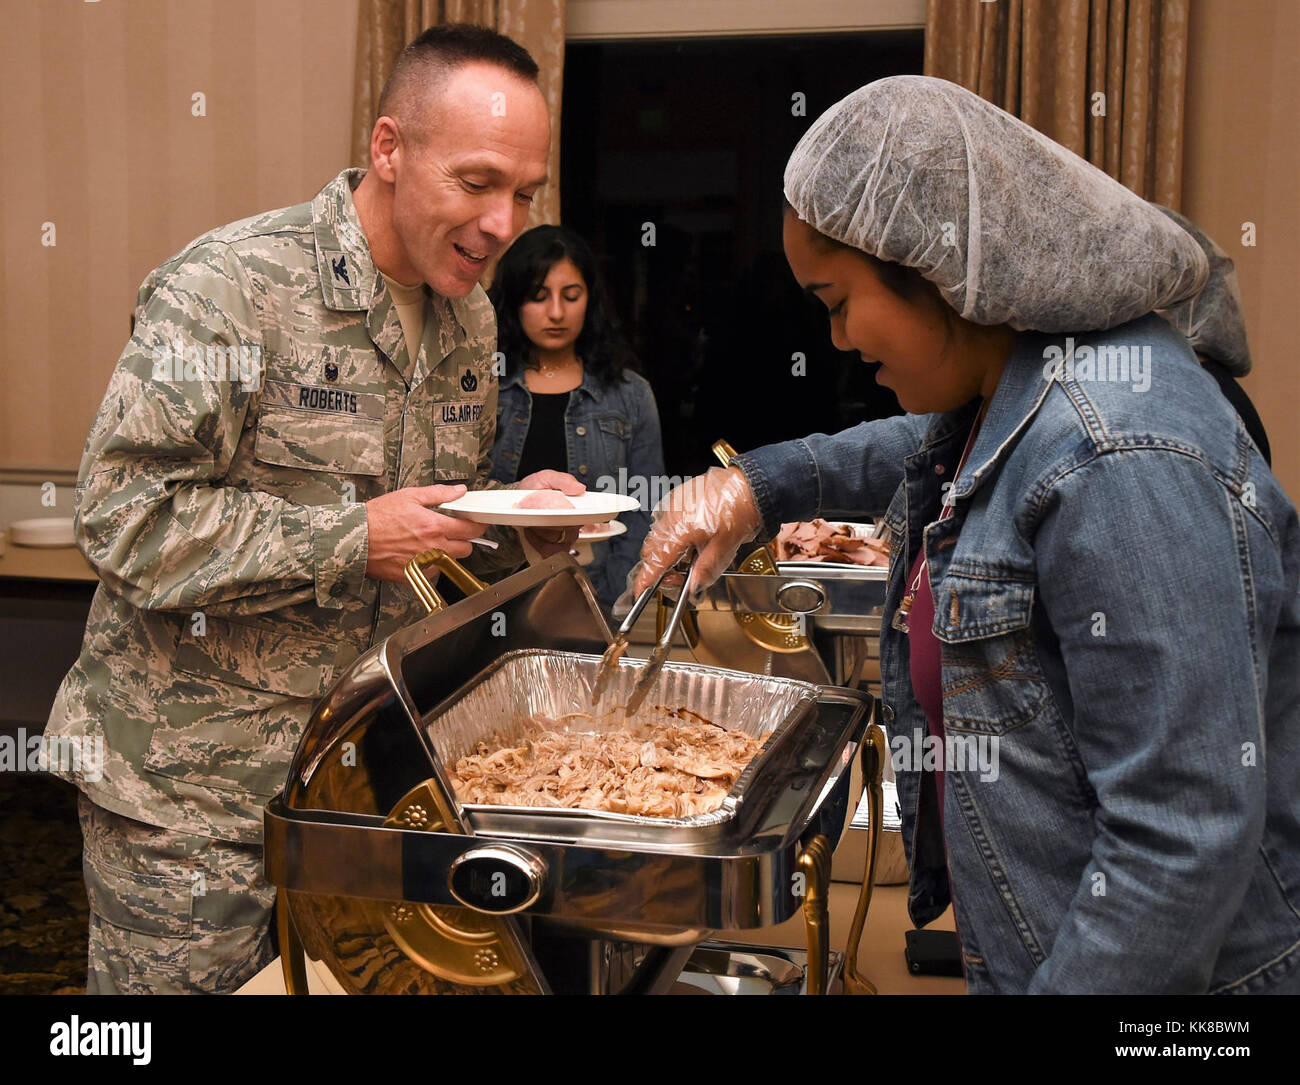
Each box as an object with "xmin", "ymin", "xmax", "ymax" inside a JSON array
[
  {"xmin": 312, "ymin": 169, "xmax": 377, "ymax": 313},
  {"xmin": 312, "ymin": 168, "xmax": 475, "ymax": 383}
]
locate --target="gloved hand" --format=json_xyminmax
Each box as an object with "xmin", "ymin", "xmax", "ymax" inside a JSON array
[{"xmin": 628, "ymin": 466, "xmax": 761, "ymax": 603}]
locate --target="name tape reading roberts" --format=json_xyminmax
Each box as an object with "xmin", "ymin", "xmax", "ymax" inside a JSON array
[{"xmin": 262, "ymin": 380, "xmax": 384, "ymax": 420}]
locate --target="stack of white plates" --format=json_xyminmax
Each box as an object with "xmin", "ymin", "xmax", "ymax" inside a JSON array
[{"xmin": 10, "ymin": 517, "xmax": 76, "ymax": 548}]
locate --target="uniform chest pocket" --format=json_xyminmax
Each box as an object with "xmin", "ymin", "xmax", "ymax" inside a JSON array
[
  {"xmin": 934, "ymin": 572, "xmax": 1050, "ymax": 736},
  {"xmin": 254, "ymin": 405, "xmax": 384, "ymax": 476},
  {"xmin": 435, "ymin": 422, "xmax": 479, "ymax": 482}
]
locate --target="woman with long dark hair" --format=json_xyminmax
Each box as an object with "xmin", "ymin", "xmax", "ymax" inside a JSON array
[{"xmin": 489, "ymin": 225, "xmax": 664, "ymax": 609}]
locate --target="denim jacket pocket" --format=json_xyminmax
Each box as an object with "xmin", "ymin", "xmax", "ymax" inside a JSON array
[
  {"xmin": 596, "ymin": 416, "xmax": 631, "ymax": 470},
  {"xmin": 935, "ymin": 572, "xmax": 1050, "ymax": 736}
]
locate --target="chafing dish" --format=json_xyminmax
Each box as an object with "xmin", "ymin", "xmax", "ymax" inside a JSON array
[
  {"xmin": 265, "ymin": 551, "xmax": 886, "ymax": 995},
  {"xmin": 693, "ymin": 562, "xmax": 887, "ymax": 681},
  {"xmin": 686, "ymin": 441, "xmax": 888, "ymax": 689}
]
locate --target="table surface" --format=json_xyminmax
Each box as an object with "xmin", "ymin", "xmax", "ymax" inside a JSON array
[{"xmin": 0, "ymin": 531, "xmax": 97, "ymax": 582}]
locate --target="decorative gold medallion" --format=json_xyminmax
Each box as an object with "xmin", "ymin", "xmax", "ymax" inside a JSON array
[
  {"xmin": 728, "ymin": 546, "xmax": 814, "ymax": 653},
  {"xmin": 376, "ymin": 781, "xmax": 536, "ymax": 989}
]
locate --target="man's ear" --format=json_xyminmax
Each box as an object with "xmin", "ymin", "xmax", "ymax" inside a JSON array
[{"xmin": 370, "ymin": 116, "xmax": 400, "ymax": 183}]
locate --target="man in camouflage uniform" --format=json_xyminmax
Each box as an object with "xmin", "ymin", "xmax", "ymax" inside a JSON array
[{"xmin": 45, "ymin": 26, "xmax": 576, "ymax": 993}]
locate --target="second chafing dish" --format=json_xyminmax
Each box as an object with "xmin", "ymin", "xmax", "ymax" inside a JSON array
[
  {"xmin": 682, "ymin": 441, "xmax": 888, "ymax": 686},
  {"xmin": 705, "ymin": 561, "xmax": 888, "ymax": 635}
]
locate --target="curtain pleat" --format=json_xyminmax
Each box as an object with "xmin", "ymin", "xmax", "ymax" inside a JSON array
[
  {"xmin": 1153, "ymin": 0, "xmax": 1189, "ymax": 207},
  {"xmin": 1086, "ymin": 0, "xmax": 1108, "ymax": 171},
  {"xmin": 925, "ymin": 0, "xmax": 1188, "ymax": 208}
]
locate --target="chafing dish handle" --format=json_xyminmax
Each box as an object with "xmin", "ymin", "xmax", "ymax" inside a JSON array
[
  {"xmin": 404, "ymin": 547, "xmax": 490, "ymax": 615},
  {"xmin": 277, "ymin": 888, "xmax": 309, "ymax": 996},
  {"xmin": 712, "ymin": 439, "xmax": 739, "ymax": 467},
  {"xmin": 844, "ymin": 722, "xmax": 887, "ymax": 995},
  {"xmin": 798, "ymin": 834, "xmax": 833, "ymax": 995}
]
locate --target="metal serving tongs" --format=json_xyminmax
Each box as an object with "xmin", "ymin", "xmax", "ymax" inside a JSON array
[{"xmin": 591, "ymin": 549, "xmax": 698, "ymax": 715}]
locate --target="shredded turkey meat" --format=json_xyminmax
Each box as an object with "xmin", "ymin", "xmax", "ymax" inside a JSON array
[
  {"xmin": 771, "ymin": 519, "xmax": 889, "ymax": 565},
  {"xmin": 449, "ymin": 710, "xmax": 766, "ymax": 818}
]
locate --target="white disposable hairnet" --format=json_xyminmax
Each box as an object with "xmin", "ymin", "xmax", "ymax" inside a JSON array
[
  {"xmin": 1153, "ymin": 206, "xmax": 1251, "ymax": 376},
  {"xmin": 784, "ymin": 75, "xmax": 1208, "ymax": 332}
]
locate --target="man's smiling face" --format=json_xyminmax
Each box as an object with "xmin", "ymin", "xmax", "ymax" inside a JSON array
[{"xmin": 388, "ymin": 62, "xmax": 550, "ymax": 297}]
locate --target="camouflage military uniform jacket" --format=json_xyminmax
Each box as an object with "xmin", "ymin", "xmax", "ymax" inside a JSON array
[{"xmin": 47, "ymin": 168, "xmax": 519, "ymax": 844}]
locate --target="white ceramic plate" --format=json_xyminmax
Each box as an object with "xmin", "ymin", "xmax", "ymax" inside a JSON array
[
  {"xmin": 10, "ymin": 517, "xmax": 76, "ymax": 548},
  {"xmin": 435, "ymin": 489, "xmax": 640, "ymax": 527},
  {"xmin": 578, "ymin": 520, "xmax": 628, "ymax": 542}
]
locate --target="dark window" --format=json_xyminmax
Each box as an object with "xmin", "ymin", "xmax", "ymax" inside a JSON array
[{"xmin": 562, "ymin": 32, "xmax": 923, "ymax": 477}]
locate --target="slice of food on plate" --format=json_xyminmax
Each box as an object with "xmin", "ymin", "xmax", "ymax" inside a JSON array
[{"xmin": 515, "ymin": 490, "xmax": 575, "ymax": 510}]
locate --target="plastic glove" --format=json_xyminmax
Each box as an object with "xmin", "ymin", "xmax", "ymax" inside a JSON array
[{"xmin": 628, "ymin": 466, "xmax": 761, "ymax": 603}]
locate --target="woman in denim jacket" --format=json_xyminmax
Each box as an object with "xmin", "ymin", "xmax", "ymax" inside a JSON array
[
  {"xmin": 630, "ymin": 78, "xmax": 1299, "ymax": 994},
  {"xmin": 489, "ymin": 226, "xmax": 664, "ymax": 609}
]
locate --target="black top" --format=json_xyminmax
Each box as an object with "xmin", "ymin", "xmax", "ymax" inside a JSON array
[
  {"xmin": 1202, "ymin": 358, "xmax": 1271, "ymax": 466},
  {"xmin": 514, "ymin": 391, "xmax": 571, "ymax": 479}
]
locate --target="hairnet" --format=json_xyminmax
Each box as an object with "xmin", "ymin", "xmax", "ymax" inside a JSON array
[
  {"xmin": 1152, "ymin": 206, "xmax": 1251, "ymax": 376},
  {"xmin": 783, "ymin": 75, "xmax": 1208, "ymax": 332}
]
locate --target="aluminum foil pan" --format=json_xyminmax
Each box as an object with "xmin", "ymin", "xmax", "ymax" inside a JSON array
[{"xmin": 424, "ymin": 649, "xmax": 820, "ymax": 834}]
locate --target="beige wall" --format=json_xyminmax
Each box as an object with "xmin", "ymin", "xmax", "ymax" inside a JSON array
[
  {"xmin": 3, "ymin": 0, "xmax": 1295, "ymax": 500},
  {"xmin": 1183, "ymin": 0, "xmax": 1299, "ymax": 498},
  {"xmin": 0, "ymin": 0, "xmax": 359, "ymax": 478}
]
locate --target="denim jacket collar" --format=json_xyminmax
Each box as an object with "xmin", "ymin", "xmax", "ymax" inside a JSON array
[
  {"xmin": 500, "ymin": 363, "xmax": 608, "ymax": 403},
  {"xmin": 926, "ymin": 331, "xmax": 1054, "ymax": 505}
]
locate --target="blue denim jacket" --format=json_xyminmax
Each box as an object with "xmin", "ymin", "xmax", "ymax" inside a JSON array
[
  {"xmin": 736, "ymin": 314, "xmax": 1300, "ymax": 994},
  {"xmin": 491, "ymin": 366, "xmax": 664, "ymax": 607}
]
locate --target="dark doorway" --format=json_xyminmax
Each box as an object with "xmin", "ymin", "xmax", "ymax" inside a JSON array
[{"xmin": 561, "ymin": 32, "xmax": 923, "ymax": 478}]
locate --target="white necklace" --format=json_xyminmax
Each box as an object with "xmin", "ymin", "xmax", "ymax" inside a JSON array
[{"xmin": 535, "ymin": 357, "xmax": 579, "ymax": 378}]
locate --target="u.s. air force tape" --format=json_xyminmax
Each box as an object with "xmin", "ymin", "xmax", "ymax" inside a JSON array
[
  {"xmin": 262, "ymin": 379, "xmax": 384, "ymax": 420},
  {"xmin": 438, "ymin": 400, "xmax": 485, "ymax": 424}
]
